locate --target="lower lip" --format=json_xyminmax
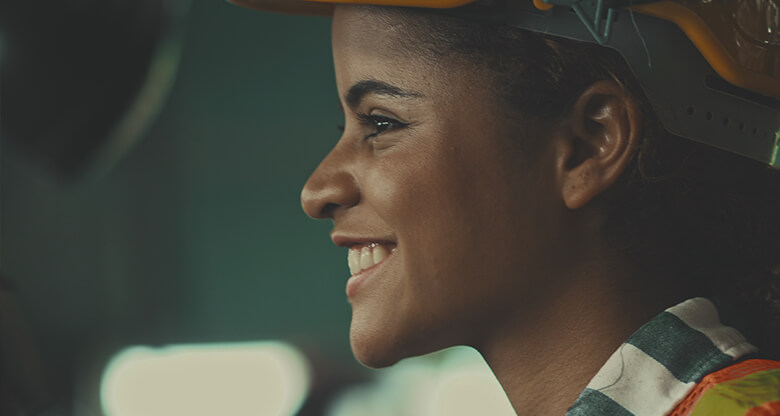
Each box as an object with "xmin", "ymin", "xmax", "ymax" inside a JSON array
[{"xmin": 346, "ymin": 253, "xmax": 393, "ymax": 298}]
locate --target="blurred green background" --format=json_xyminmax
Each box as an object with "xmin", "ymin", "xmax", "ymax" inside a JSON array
[{"xmin": 2, "ymin": 0, "xmax": 357, "ymax": 411}]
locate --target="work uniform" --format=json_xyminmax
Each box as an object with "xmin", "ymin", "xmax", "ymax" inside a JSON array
[{"xmin": 568, "ymin": 298, "xmax": 780, "ymax": 416}]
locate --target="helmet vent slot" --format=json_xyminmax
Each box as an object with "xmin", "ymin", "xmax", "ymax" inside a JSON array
[{"xmin": 681, "ymin": 104, "xmax": 772, "ymax": 145}]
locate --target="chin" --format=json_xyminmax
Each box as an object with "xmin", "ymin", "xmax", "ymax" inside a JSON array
[
  {"xmin": 349, "ymin": 330, "xmax": 404, "ymax": 369},
  {"xmin": 352, "ymin": 350, "xmax": 401, "ymax": 369},
  {"xmin": 349, "ymin": 319, "xmax": 450, "ymax": 369}
]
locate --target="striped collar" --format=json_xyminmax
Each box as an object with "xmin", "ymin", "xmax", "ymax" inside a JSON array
[{"xmin": 566, "ymin": 298, "xmax": 759, "ymax": 416}]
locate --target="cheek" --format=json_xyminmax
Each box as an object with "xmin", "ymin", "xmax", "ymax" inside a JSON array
[{"xmin": 367, "ymin": 132, "xmax": 529, "ymax": 291}]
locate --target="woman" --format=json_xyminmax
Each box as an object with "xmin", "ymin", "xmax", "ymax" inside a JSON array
[{"xmin": 233, "ymin": 1, "xmax": 780, "ymax": 414}]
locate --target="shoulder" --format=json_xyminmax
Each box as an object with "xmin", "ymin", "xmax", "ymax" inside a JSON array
[{"xmin": 670, "ymin": 359, "xmax": 780, "ymax": 416}]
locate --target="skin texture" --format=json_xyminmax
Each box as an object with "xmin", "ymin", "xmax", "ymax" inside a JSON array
[{"xmin": 301, "ymin": 6, "xmax": 686, "ymax": 414}]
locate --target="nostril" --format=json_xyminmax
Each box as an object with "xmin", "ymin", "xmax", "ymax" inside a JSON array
[
  {"xmin": 300, "ymin": 176, "xmax": 360, "ymax": 220},
  {"xmin": 320, "ymin": 202, "xmax": 341, "ymax": 219}
]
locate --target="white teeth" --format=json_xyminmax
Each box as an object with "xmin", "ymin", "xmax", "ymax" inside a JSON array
[
  {"xmin": 348, "ymin": 244, "xmax": 393, "ymax": 275},
  {"xmin": 348, "ymin": 249, "xmax": 360, "ymax": 276},
  {"xmin": 372, "ymin": 245, "xmax": 389, "ymax": 264},
  {"xmin": 360, "ymin": 247, "xmax": 373, "ymax": 270}
]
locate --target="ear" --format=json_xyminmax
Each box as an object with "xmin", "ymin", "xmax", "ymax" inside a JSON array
[{"xmin": 554, "ymin": 80, "xmax": 642, "ymax": 209}]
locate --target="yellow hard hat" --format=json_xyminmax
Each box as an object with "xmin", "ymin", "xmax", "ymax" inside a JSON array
[{"xmin": 230, "ymin": 0, "xmax": 780, "ymax": 167}]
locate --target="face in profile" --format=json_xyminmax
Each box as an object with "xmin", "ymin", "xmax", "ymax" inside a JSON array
[{"xmin": 301, "ymin": 5, "xmax": 568, "ymax": 368}]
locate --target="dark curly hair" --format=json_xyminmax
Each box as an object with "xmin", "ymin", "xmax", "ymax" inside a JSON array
[{"xmin": 369, "ymin": 5, "xmax": 780, "ymax": 355}]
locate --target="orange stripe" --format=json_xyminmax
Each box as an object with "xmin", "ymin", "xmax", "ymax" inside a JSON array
[
  {"xmin": 669, "ymin": 360, "xmax": 780, "ymax": 416},
  {"xmin": 708, "ymin": 360, "xmax": 780, "ymax": 384},
  {"xmin": 746, "ymin": 401, "xmax": 780, "ymax": 416}
]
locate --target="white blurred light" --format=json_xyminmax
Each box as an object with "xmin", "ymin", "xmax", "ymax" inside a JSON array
[
  {"xmin": 101, "ymin": 341, "xmax": 311, "ymax": 416},
  {"xmin": 429, "ymin": 351, "xmax": 516, "ymax": 416},
  {"xmin": 327, "ymin": 346, "xmax": 515, "ymax": 416}
]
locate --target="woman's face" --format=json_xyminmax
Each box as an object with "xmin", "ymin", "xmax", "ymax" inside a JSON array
[{"xmin": 301, "ymin": 6, "xmax": 567, "ymax": 367}]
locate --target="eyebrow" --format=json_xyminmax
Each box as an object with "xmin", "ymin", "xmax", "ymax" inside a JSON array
[{"xmin": 344, "ymin": 79, "xmax": 423, "ymax": 110}]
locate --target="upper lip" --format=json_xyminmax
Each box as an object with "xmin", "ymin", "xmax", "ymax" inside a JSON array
[{"xmin": 331, "ymin": 232, "xmax": 397, "ymax": 248}]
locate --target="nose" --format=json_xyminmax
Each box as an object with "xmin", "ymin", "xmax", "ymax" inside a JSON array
[{"xmin": 301, "ymin": 144, "xmax": 360, "ymax": 220}]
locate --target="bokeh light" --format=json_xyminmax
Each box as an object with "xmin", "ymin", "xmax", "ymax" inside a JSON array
[
  {"xmin": 100, "ymin": 341, "xmax": 311, "ymax": 416},
  {"xmin": 327, "ymin": 346, "xmax": 515, "ymax": 416}
]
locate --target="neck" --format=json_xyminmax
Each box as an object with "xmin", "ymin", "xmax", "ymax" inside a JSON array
[{"xmin": 476, "ymin": 259, "xmax": 684, "ymax": 415}]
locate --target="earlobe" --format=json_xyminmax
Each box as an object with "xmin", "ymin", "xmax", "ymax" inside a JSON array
[{"xmin": 557, "ymin": 81, "xmax": 642, "ymax": 209}]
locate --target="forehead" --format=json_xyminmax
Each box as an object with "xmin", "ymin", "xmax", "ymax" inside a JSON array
[
  {"xmin": 331, "ymin": 6, "xmax": 479, "ymax": 100},
  {"xmin": 332, "ymin": 6, "xmax": 412, "ymax": 60}
]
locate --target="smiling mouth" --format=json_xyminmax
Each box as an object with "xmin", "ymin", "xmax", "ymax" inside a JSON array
[{"xmin": 347, "ymin": 243, "xmax": 397, "ymax": 276}]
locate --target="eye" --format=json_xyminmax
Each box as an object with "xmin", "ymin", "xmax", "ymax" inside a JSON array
[{"xmin": 357, "ymin": 113, "xmax": 408, "ymax": 140}]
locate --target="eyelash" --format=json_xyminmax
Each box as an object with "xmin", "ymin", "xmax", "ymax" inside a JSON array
[{"xmin": 337, "ymin": 114, "xmax": 408, "ymax": 140}]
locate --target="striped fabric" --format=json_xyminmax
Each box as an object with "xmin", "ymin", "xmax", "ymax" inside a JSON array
[{"xmin": 566, "ymin": 298, "xmax": 775, "ymax": 416}]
